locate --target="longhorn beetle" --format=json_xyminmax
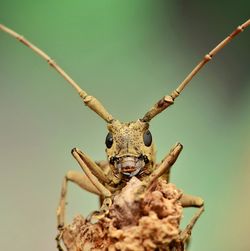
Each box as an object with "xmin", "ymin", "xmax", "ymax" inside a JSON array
[{"xmin": 0, "ymin": 19, "xmax": 249, "ymax": 250}]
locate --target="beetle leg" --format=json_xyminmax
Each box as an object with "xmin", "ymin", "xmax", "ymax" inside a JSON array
[
  {"xmin": 72, "ymin": 148, "xmax": 110, "ymax": 184},
  {"xmin": 56, "ymin": 170, "xmax": 101, "ymax": 251},
  {"xmin": 180, "ymin": 193, "xmax": 204, "ymax": 208},
  {"xmin": 146, "ymin": 143, "xmax": 183, "ymax": 187},
  {"xmin": 71, "ymin": 148, "xmax": 112, "ymax": 221},
  {"xmin": 71, "ymin": 148, "xmax": 111, "ymax": 198},
  {"xmin": 177, "ymin": 195, "xmax": 204, "ymax": 248},
  {"xmin": 88, "ymin": 197, "xmax": 112, "ymax": 221},
  {"xmin": 180, "ymin": 206, "xmax": 204, "ymax": 243}
]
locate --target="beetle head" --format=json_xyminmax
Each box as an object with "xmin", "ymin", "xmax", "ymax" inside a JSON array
[{"xmin": 105, "ymin": 119, "xmax": 155, "ymax": 178}]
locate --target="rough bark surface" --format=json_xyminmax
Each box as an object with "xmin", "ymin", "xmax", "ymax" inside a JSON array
[{"xmin": 62, "ymin": 177, "xmax": 185, "ymax": 251}]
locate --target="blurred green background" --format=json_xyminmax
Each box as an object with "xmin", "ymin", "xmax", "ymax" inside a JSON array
[{"xmin": 0, "ymin": 1, "xmax": 249, "ymax": 250}]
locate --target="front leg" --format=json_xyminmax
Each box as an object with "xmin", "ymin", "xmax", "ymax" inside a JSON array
[
  {"xmin": 56, "ymin": 148, "xmax": 113, "ymax": 251},
  {"xmin": 71, "ymin": 148, "xmax": 111, "ymax": 198},
  {"xmin": 145, "ymin": 143, "xmax": 183, "ymax": 188},
  {"xmin": 71, "ymin": 148, "xmax": 112, "ymax": 220},
  {"xmin": 71, "ymin": 148, "xmax": 110, "ymax": 184}
]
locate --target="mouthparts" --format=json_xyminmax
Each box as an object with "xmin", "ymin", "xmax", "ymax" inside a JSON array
[{"xmin": 110, "ymin": 155, "xmax": 148, "ymax": 177}]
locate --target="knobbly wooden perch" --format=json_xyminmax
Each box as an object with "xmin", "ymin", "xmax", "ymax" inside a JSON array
[{"xmin": 61, "ymin": 177, "xmax": 204, "ymax": 251}]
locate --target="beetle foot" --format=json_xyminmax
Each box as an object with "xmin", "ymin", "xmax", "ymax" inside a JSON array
[
  {"xmin": 89, "ymin": 197, "xmax": 112, "ymax": 221},
  {"xmin": 55, "ymin": 226, "xmax": 65, "ymax": 251}
]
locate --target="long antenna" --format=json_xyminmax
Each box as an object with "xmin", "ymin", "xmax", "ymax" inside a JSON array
[
  {"xmin": 142, "ymin": 19, "xmax": 250, "ymax": 122},
  {"xmin": 0, "ymin": 24, "xmax": 114, "ymax": 123}
]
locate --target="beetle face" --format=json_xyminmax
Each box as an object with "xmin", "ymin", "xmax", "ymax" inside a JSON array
[{"xmin": 105, "ymin": 119, "xmax": 155, "ymax": 177}]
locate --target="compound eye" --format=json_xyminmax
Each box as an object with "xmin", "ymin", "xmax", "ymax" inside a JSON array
[
  {"xmin": 105, "ymin": 132, "xmax": 113, "ymax": 148},
  {"xmin": 143, "ymin": 130, "xmax": 152, "ymax": 147}
]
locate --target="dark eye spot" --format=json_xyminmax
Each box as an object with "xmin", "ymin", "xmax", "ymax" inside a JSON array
[
  {"xmin": 143, "ymin": 130, "xmax": 152, "ymax": 147},
  {"xmin": 105, "ymin": 132, "xmax": 113, "ymax": 148}
]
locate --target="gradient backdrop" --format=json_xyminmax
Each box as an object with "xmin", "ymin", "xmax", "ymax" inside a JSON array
[{"xmin": 0, "ymin": 1, "xmax": 249, "ymax": 251}]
